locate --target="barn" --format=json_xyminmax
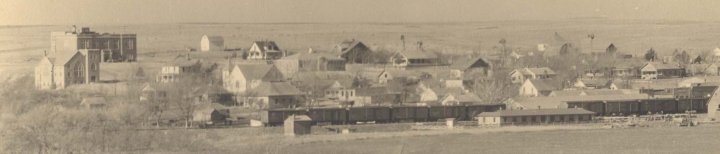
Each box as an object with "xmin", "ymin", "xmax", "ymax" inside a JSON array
[{"xmin": 200, "ymin": 35, "xmax": 224, "ymax": 52}]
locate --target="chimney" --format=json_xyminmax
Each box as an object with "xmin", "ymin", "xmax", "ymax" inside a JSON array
[{"xmin": 308, "ymin": 48, "xmax": 314, "ymax": 53}]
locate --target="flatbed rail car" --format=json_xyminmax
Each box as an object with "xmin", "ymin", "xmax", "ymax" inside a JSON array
[{"xmin": 260, "ymin": 104, "xmax": 505, "ymax": 126}]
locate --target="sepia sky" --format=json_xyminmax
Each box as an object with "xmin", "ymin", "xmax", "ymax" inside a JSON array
[{"xmin": 1, "ymin": 0, "xmax": 719, "ymax": 25}]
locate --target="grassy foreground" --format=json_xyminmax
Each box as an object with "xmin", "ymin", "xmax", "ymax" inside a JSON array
[{"xmin": 267, "ymin": 125, "xmax": 720, "ymax": 154}]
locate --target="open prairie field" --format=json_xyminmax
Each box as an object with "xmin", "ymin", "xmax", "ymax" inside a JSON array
[
  {"xmin": 4, "ymin": 20, "xmax": 720, "ymax": 83},
  {"xmin": 271, "ymin": 125, "xmax": 720, "ymax": 154}
]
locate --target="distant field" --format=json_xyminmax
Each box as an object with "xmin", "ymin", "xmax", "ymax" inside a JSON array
[
  {"xmin": 5, "ymin": 20, "xmax": 720, "ymax": 83},
  {"xmin": 273, "ymin": 125, "xmax": 720, "ymax": 154}
]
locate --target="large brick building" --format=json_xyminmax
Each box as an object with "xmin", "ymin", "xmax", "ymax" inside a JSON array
[{"xmin": 50, "ymin": 27, "xmax": 137, "ymax": 62}]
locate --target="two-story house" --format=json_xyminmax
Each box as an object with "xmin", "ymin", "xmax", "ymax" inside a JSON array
[
  {"xmin": 336, "ymin": 39, "xmax": 373, "ymax": 64},
  {"xmin": 156, "ymin": 57, "xmax": 202, "ymax": 83},
  {"xmin": 247, "ymin": 40, "xmax": 283, "ymax": 60},
  {"xmin": 221, "ymin": 63, "xmax": 284, "ymax": 94},
  {"xmin": 509, "ymin": 67, "xmax": 557, "ymax": 83}
]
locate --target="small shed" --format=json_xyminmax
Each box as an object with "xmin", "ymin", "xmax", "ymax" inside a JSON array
[
  {"xmin": 200, "ymin": 35, "xmax": 224, "ymax": 52},
  {"xmin": 284, "ymin": 114, "xmax": 312, "ymax": 136}
]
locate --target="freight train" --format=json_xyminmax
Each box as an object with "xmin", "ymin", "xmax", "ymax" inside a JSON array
[{"xmin": 260, "ymin": 104, "xmax": 505, "ymax": 126}]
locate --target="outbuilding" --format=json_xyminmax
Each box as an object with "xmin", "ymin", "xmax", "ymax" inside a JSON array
[
  {"xmin": 284, "ymin": 114, "xmax": 312, "ymax": 136},
  {"xmin": 477, "ymin": 108, "xmax": 595, "ymax": 126},
  {"xmin": 200, "ymin": 35, "xmax": 224, "ymax": 52}
]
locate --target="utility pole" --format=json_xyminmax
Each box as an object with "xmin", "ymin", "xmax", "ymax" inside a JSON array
[{"xmin": 587, "ymin": 34, "xmax": 595, "ymax": 53}]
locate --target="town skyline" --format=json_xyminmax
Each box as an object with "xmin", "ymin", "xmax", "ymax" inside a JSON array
[{"xmin": 3, "ymin": 0, "xmax": 720, "ymax": 25}]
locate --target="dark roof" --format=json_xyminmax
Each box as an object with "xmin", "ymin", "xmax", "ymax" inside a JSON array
[
  {"xmin": 254, "ymin": 41, "xmax": 280, "ymax": 52},
  {"xmin": 203, "ymin": 35, "xmax": 224, "ymax": 44},
  {"xmin": 450, "ymin": 57, "xmax": 491, "ymax": 70},
  {"xmin": 477, "ymin": 108, "xmax": 595, "ymax": 117},
  {"xmin": 338, "ymin": 40, "xmax": 367, "ymax": 53},
  {"xmin": 252, "ymin": 81, "xmax": 303, "ymax": 96}
]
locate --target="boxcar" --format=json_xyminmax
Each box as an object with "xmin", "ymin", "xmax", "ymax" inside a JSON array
[
  {"xmin": 347, "ymin": 106, "xmax": 386, "ymax": 123},
  {"xmin": 307, "ymin": 108, "xmax": 347, "ymax": 124},
  {"xmin": 414, "ymin": 106, "xmax": 430, "ymax": 122},
  {"xmin": 390, "ymin": 106, "xmax": 418, "ymax": 122},
  {"xmin": 428, "ymin": 105, "xmax": 466, "ymax": 121},
  {"xmin": 261, "ymin": 109, "xmax": 308, "ymax": 126}
]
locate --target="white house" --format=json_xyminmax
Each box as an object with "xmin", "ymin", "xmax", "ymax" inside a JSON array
[
  {"xmin": 519, "ymin": 79, "xmax": 563, "ymax": 97},
  {"xmin": 248, "ymin": 40, "xmax": 283, "ymax": 60},
  {"xmin": 156, "ymin": 57, "xmax": 201, "ymax": 83},
  {"xmin": 200, "ymin": 35, "xmax": 224, "ymax": 52},
  {"xmin": 509, "ymin": 67, "xmax": 557, "ymax": 83},
  {"xmin": 221, "ymin": 63, "xmax": 284, "ymax": 94}
]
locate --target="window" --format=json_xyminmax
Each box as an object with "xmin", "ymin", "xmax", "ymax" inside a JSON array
[
  {"xmin": 128, "ymin": 40, "xmax": 134, "ymax": 49},
  {"xmin": 236, "ymin": 82, "xmax": 240, "ymax": 88}
]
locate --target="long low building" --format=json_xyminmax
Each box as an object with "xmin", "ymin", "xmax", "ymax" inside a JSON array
[
  {"xmin": 477, "ymin": 108, "xmax": 595, "ymax": 126},
  {"xmin": 507, "ymin": 93, "xmax": 710, "ymax": 116}
]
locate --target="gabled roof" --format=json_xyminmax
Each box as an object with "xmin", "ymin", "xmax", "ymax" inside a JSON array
[
  {"xmin": 253, "ymin": 40, "xmax": 280, "ymax": 52},
  {"xmin": 38, "ymin": 56, "xmax": 56, "ymax": 66},
  {"xmin": 54, "ymin": 51, "xmax": 83, "ymax": 66},
  {"xmin": 232, "ymin": 64, "xmax": 277, "ymax": 80},
  {"xmin": 252, "ymin": 81, "xmax": 303, "ymax": 96},
  {"xmin": 643, "ymin": 62, "xmax": 682, "ymax": 70},
  {"xmin": 478, "ymin": 108, "xmax": 595, "ymax": 117},
  {"xmin": 528, "ymin": 79, "xmax": 563, "ymax": 91},
  {"xmin": 450, "ymin": 56, "xmax": 492, "ymax": 70},
  {"xmin": 338, "ymin": 40, "xmax": 368, "ymax": 53},
  {"xmin": 202, "ymin": 35, "xmax": 224, "ymax": 47}
]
